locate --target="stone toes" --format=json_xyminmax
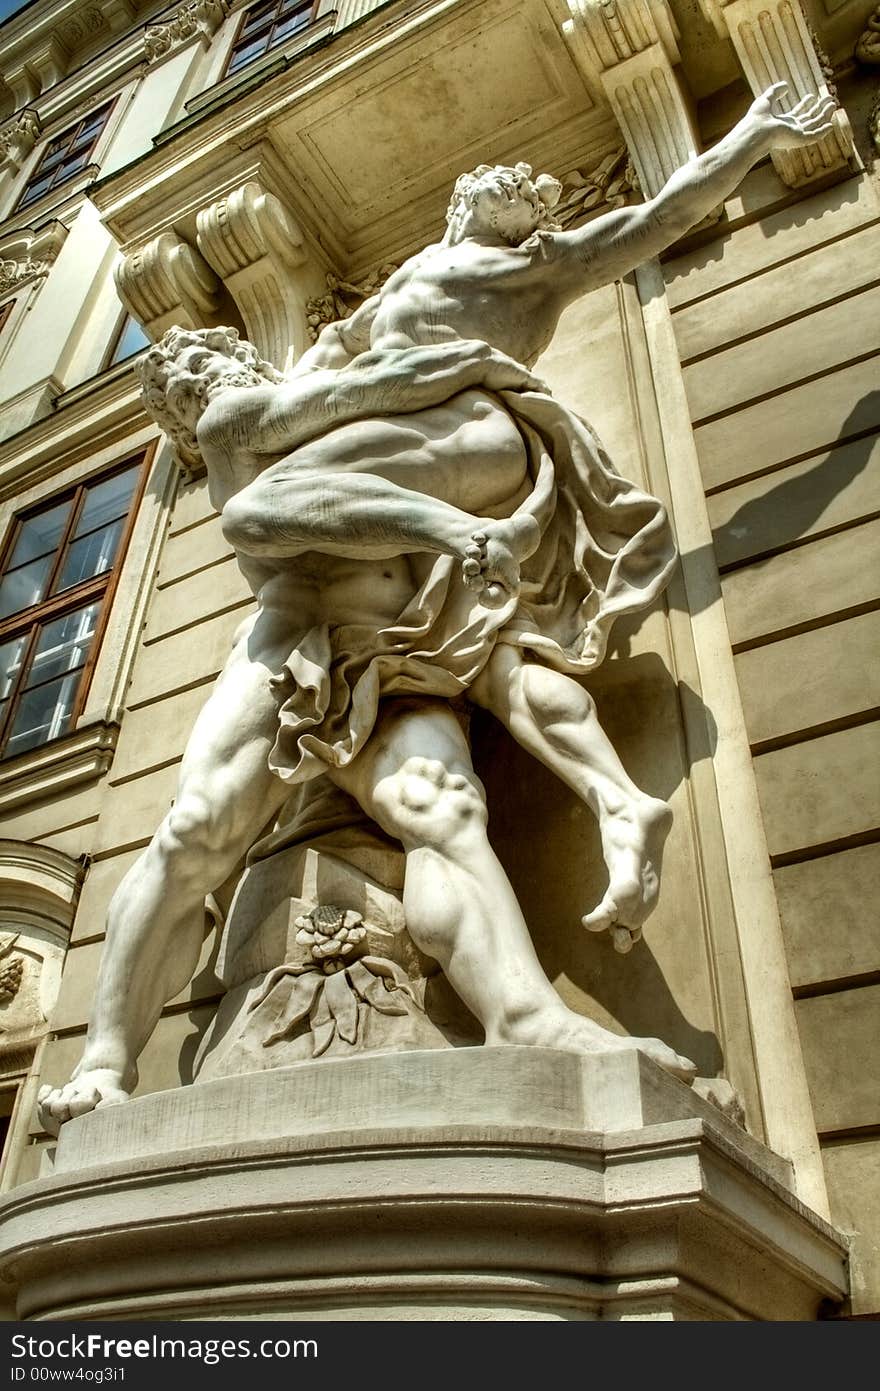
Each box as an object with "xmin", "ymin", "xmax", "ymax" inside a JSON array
[
  {"xmin": 465, "ymin": 543, "xmax": 483, "ymax": 561},
  {"xmin": 612, "ymin": 925, "xmax": 635, "ymax": 954},
  {"xmin": 582, "ymin": 894, "xmax": 617, "ymax": 932},
  {"xmin": 463, "ymin": 558, "xmax": 482, "ymax": 578}
]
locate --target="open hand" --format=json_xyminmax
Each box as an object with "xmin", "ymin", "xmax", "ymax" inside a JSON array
[{"xmin": 748, "ymin": 81, "xmax": 837, "ymax": 151}]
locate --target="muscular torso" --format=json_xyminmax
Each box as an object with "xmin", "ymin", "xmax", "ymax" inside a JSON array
[{"xmin": 368, "ymin": 237, "xmax": 560, "ymax": 366}]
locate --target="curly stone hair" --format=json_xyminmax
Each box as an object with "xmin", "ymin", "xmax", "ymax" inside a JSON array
[
  {"xmin": 445, "ymin": 161, "xmax": 562, "ymax": 242},
  {"xmin": 138, "ymin": 325, "xmax": 282, "ymax": 472}
]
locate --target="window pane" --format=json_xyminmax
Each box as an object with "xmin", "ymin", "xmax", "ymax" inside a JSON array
[
  {"xmin": 74, "ymin": 467, "xmax": 139, "ymax": 538},
  {"xmin": 228, "ymin": 37, "xmax": 271, "ymax": 72},
  {"xmin": 25, "ymin": 604, "xmax": 99, "ymax": 689},
  {"xmin": 5, "ymin": 501, "xmax": 69, "ymax": 569},
  {"xmin": 274, "ymin": 12, "xmax": 310, "ymax": 41},
  {"xmin": 55, "ymin": 520, "xmax": 124, "ymax": 592},
  {"xmin": 4, "ymin": 670, "xmax": 82, "ymax": 757},
  {"xmin": 109, "ymin": 316, "xmax": 150, "ymax": 366},
  {"xmin": 0, "ymin": 635, "xmax": 27, "ymax": 703},
  {"xmin": 0, "ymin": 555, "xmax": 54, "ymax": 619}
]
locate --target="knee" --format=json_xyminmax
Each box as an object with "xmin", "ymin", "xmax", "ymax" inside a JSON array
[
  {"xmin": 221, "ymin": 486, "xmax": 271, "ymax": 554},
  {"xmin": 373, "ymin": 756, "xmax": 488, "ymax": 847},
  {"xmin": 153, "ymin": 792, "xmax": 239, "ymax": 883}
]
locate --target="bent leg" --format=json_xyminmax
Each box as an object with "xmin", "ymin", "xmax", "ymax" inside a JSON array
[
  {"xmin": 330, "ymin": 699, "xmax": 694, "ymax": 1078},
  {"xmin": 220, "ymin": 413, "xmax": 540, "ymax": 607},
  {"xmin": 38, "ymin": 619, "xmax": 291, "ymax": 1134},
  {"xmin": 470, "ymin": 645, "xmax": 672, "ymax": 951}
]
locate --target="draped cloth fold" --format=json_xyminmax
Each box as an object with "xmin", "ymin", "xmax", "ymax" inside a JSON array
[{"xmin": 267, "ymin": 383, "xmax": 676, "ymax": 785}]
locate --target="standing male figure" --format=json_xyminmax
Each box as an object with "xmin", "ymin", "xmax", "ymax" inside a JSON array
[{"xmin": 39, "ymin": 83, "xmax": 833, "ymax": 1133}]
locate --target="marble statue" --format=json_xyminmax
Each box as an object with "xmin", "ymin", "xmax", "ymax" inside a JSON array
[{"xmin": 38, "ymin": 83, "xmax": 833, "ymax": 1134}]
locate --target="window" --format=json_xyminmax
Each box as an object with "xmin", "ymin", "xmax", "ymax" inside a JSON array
[
  {"xmin": 106, "ymin": 313, "xmax": 150, "ymax": 369},
  {"xmin": 16, "ymin": 101, "xmax": 114, "ymax": 212},
  {"xmin": 225, "ymin": 0, "xmax": 314, "ymax": 77},
  {"xmin": 0, "ymin": 458, "xmax": 146, "ymax": 760}
]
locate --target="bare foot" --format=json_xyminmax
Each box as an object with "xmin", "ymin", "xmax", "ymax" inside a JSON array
[
  {"xmin": 461, "ymin": 514, "xmax": 541, "ymax": 606},
  {"xmin": 489, "ymin": 1004, "xmax": 696, "ymax": 1082},
  {"xmin": 582, "ymin": 795, "xmax": 672, "ymax": 953},
  {"xmin": 38, "ymin": 1068, "xmax": 132, "ymax": 1137}
]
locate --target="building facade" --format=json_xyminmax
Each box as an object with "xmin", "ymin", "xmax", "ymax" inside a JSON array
[{"xmin": 0, "ymin": 0, "xmax": 877, "ymax": 1318}]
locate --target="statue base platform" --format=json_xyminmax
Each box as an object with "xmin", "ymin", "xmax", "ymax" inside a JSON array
[{"xmin": 0, "ymin": 1048, "xmax": 847, "ymax": 1320}]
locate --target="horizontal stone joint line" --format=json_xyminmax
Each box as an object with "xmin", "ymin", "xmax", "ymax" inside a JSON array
[
  {"xmin": 749, "ymin": 707, "xmax": 880, "ymax": 760},
  {"xmin": 667, "ymin": 211, "xmax": 880, "ymax": 316},
  {"xmin": 156, "ymin": 550, "xmax": 236, "ymax": 592},
  {"xmin": 126, "ymin": 672, "xmax": 223, "ymax": 712},
  {"xmin": 717, "ymin": 510, "xmax": 880, "ymax": 576},
  {"xmin": 142, "ymin": 597, "xmax": 254, "ymax": 646},
  {"xmin": 108, "ymin": 753, "xmax": 184, "ymax": 789},
  {"xmin": 679, "ymin": 278, "xmax": 880, "ymax": 369},
  {"xmin": 770, "ymin": 827, "xmax": 880, "ymax": 870},
  {"xmin": 691, "ymin": 347, "xmax": 880, "ymax": 430},
  {"xmin": 730, "ymin": 598, "xmax": 880, "ymax": 655},
  {"xmin": 704, "ymin": 424, "xmax": 880, "ymax": 498},
  {"xmin": 792, "ymin": 970, "xmax": 880, "ymax": 1002}
]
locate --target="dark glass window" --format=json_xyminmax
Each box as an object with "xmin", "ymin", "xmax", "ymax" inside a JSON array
[
  {"xmin": 0, "ymin": 458, "xmax": 145, "ymax": 760},
  {"xmin": 225, "ymin": 0, "xmax": 314, "ymax": 77},
  {"xmin": 107, "ymin": 313, "xmax": 150, "ymax": 368},
  {"xmin": 17, "ymin": 101, "xmax": 114, "ymax": 212}
]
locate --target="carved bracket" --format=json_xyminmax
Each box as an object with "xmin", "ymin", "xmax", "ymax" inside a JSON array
[
  {"xmin": 562, "ymin": 0, "xmax": 699, "ymax": 198},
  {"xmin": 0, "ymin": 108, "xmax": 41, "ymax": 174},
  {"xmin": 114, "ymin": 230, "xmax": 224, "ymax": 341},
  {"xmin": 196, "ymin": 180, "xmax": 315, "ymax": 365},
  {"xmin": 144, "ymin": 0, "xmax": 230, "ymax": 64},
  {"xmin": 0, "ymin": 220, "xmax": 68, "ymax": 298},
  {"xmin": 699, "ymin": 0, "xmax": 856, "ymax": 186}
]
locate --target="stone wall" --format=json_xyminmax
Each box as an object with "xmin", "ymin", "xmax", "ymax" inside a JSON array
[{"xmin": 664, "ymin": 162, "xmax": 880, "ymax": 1313}]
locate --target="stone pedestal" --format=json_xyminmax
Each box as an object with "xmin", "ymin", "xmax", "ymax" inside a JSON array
[{"xmin": 0, "ymin": 1049, "xmax": 847, "ymax": 1321}]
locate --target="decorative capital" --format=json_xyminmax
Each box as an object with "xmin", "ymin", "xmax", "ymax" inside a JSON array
[
  {"xmin": 0, "ymin": 107, "xmax": 42, "ymax": 173},
  {"xmin": 562, "ymin": 0, "xmax": 697, "ymax": 197},
  {"xmin": 144, "ymin": 0, "xmax": 230, "ymax": 64},
  {"xmin": 698, "ymin": 0, "xmax": 856, "ymax": 186},
  {"xmin": 196, "ymin": 180, "xmax": 317, "ymax": 364},
  {"xmin": 114, "ymin": 230, "xmax": 223, "ymax": 341},
  {"xmin": 564, "ymin": 0, "xmax": 681, "ymax": 71}
]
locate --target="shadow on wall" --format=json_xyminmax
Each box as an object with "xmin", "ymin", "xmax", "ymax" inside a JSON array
[
  {"xmin": 611, "ymin": 389, "xmax": 879, "ymax": 648},
  {"xmin": 657, "ymin": 172, "xmax": 865, "ymax": 281}
]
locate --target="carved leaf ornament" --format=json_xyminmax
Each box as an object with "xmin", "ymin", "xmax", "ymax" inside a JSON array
[{"xmin": 247, "ymin": 903, "xmax": 421, "ymax": 1056}]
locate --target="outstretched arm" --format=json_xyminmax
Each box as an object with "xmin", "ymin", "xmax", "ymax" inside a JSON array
[{"xmin": 546, "ymin": 84, "xmax": 836, "ymax": 292}]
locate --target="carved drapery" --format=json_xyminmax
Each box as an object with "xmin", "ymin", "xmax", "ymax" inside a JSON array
[
  {"xmin": 562, "ymin": 0, "xmax": 699, "ymax": 198},
  {"xmin": 699, "ymin": 0, "xmax": 855, "ymax": 186}
]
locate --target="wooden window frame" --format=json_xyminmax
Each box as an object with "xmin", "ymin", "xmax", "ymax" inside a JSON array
[
  {"xmin": 0, "ymin": 452, "xmax": 150, "ymax": 762},
  {"xmin": 223, "ymin": 0, "xmax": 317, "ymax": 79},
  {"xmin": 15, "ymin": 99, "xmax": 116, "ymax": 214}
]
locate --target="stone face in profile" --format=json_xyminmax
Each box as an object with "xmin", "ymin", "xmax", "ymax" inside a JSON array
[{"xmin": 37, "ymin": 85, "xmax": 836, "ymax": 1137}]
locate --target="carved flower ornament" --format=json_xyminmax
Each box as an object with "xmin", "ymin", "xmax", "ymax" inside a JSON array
[{"xmin": 247, "ymin": 904, "xmax": 421, "ymax": 1056}]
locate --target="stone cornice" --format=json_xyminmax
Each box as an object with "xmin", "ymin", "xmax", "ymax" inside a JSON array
[
  {"xmin": 0, "ymin": 0, "xmax": 160, "ymax": 110},
  {"xmin": 0, "ymin": 367, "xmax": 151, "ymax": 499},
  {"xmin": 0, "ymin": 722, "xmax": 119, "ymax": 818},
  {"xmin": 143, "ymin": 0, "xmax": 230, "ymax": 65}
]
